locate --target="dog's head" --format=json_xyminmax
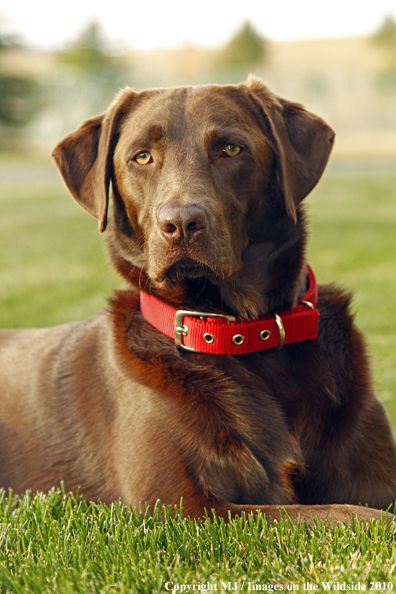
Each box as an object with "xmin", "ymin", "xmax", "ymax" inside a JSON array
[{"xmin": 53, "ymin": 76, "xmax": 334, "ymax": 318}]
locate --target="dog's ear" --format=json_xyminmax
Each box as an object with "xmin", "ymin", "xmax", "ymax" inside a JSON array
[
  {"xmin": 52, "ymin": 88, "xmax": 136, "ymax": 233},
  {"xmin": 245, "ymin": 75, "xmax": 335, "ymax": 222}
]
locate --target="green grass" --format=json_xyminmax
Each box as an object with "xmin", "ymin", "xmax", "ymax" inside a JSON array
[
  {"xmin": 308, "ymin": 175, "xmax": 396, "ymax": 425},
  {"xmin": 1, "ymin": 488, "xmax": 396, "ymax": 593},
  {"xmin": 1, "ymin": 171, "xmax": 396, "ymax": 591},
  {"xmin": 0, "ymin": 183, "xmax": 120, "ymax": 328}
]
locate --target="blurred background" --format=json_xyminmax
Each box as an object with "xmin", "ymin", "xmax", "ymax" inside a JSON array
[
  {"xmin": 0, "ymin": 1, "xmax": 396, "ymax": 160},
  {"xmin": 0, "ymin": 1, "xmax": 396, "ymax": 422}
]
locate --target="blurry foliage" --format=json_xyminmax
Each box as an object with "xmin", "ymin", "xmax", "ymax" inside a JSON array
[
  {"xmin": 373, "ymin": 13, "xmax": 396, "ymax": 50},
  {"xmin": 55, "ymin": 20, "xmax": 131, "ymax": 111},
  {"xmin": 0, "ymin": 28, "xmax": 20, "ymax": 51},
  {"xmin": 372, "ymin": 13, "xmax": 396, "ymax": 92},
  {"xmin": 220, "ymin": 21, "xmax": 267, "ymax": 68},
  {"xmin": 57, "ymin": 20, "xmax": 117, "ymax": 74},
  {"xmin": 0, "ymin": 76, "xmax": 41, "ymax": 129},
  {"xmin": 0, "ymin": 17, "xmax": 42, "ymax": 145}
]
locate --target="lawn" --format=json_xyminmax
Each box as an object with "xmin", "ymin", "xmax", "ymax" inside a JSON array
[
  {"xmin": 0, "ymin": 169, "xmax": 396, "ymax": 591},
  {"xmin": 1, "ymin": 488, "xmax": 396, "ymax": 593}
]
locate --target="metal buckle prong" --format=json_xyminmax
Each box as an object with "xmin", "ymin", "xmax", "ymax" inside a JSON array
[
  {"xmin": 175, "ymin": 324, "xmax": 188, "ymax": 336},
  {"xmin": 174, "ymin": 309, "xmax": 236, "ymax": 351}
]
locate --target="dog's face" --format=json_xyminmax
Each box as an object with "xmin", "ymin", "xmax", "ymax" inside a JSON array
[
  {"xmin": 52, "ymin": 76, "xmax": 334, "ymax": 318},
  {"xmin": 112, "ymin": 84, "xmax": 275, "ymax": 287}
]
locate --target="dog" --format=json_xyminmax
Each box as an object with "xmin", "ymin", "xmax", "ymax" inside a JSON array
[{"xmin": 1, "ymin": 75, "xmax": 396, "ymax": 526}]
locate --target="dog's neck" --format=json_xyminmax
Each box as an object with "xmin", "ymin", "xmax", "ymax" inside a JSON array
[{"xmin": 215, "ymin": 232, "xmax": 308, "ymax": 318}]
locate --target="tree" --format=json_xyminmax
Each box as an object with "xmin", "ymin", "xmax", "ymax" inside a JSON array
[
  {"xmin": 0, "ymin": 18, "xmax": 42, "ymax": 145},
  {"xmin": 55, "ymin": 20, "xmax": 131, "ymax": 112},
  {"xmin": 372, "ymin": 13, "xmax": 396, "ymax": 51},
  {"xmin": 0, "ymin": 76, "xmax": 40, "ymax": 131},
  {"xmin": 372, "ymin": 13, "xmax": 396, "ymax": 91},
  {"xmin": 221, "ymin": 21, "xmax": 268, "ymax": 68},
  {"xmin": 57, "ymin": 20, "xmax": 114, "ymax": 74}
]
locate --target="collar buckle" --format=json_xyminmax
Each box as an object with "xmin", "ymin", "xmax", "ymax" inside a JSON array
[{"xmin": 174, "ymin": 309, "xmax": 236, "ymax": 352}]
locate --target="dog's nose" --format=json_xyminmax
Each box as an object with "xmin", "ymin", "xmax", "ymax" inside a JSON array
[{"xmin": 158, "ymin": 203, "xmax": 207, "ymax": 245}]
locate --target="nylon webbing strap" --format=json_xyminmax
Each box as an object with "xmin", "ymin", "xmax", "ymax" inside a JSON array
[{"xmin": 140, "ymin": 266, "xmax": 319, "ymax": 354}]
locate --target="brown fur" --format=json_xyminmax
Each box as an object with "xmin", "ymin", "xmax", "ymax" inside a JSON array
[{"xmin": 1, "ymin": 76, "xmax": 396, "ymax": 526}]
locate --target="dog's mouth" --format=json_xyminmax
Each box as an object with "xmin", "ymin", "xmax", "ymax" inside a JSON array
[
  {"xmin": 164, "ymin": 258, "xmax": 216, "ymax": 284},
  {"xmin": 148, "ymin": 239, "xmax": 241, "ymax": 287}
]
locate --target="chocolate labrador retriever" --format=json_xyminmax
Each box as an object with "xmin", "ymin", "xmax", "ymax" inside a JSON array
[{"xmin": 1, "ymin": 76, "xmax": 396, "ymax": 525}]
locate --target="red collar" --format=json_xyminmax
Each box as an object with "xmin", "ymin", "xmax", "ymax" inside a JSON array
[{"xmin": 140, "ymin": 265, "xmax": 319, "ymax": 354}]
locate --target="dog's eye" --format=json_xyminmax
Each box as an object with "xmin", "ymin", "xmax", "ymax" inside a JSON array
[
  {"xmin": 135, "ymin": 151, "xmax": 152, "ymax": 165},
  {"xmin": 223, "ymin": 144, "xmax": 241, "ymax": 158}
]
